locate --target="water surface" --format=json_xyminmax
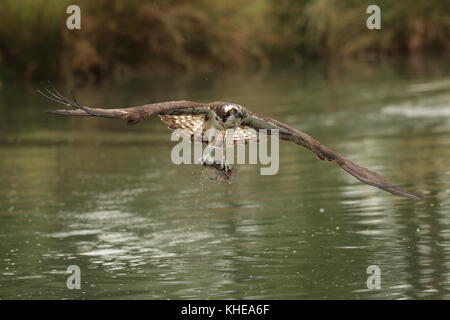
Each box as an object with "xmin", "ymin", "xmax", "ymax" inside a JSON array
[{"xmin": 0, "ymin": 61, "xmax": 449, "ymax": 299}]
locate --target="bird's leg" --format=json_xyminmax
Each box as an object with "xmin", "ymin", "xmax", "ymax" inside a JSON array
[
  {"xmin": 198, "ymin": 131, "xmax": 223, "ymax": 166},
  {"xmin": 220, "ymin": 155, "xmax": 231, "ymax": 172},
  {"xmin": 198, "ymin": 143, "xmax": 215, "ymax": 166},
  {"xmin": 198, "ymin": 142, "xmax": 232, "ymax": 174},
  {"xmin": 199, "ymin": 140, "xmax": 236, "ymax": 183}
]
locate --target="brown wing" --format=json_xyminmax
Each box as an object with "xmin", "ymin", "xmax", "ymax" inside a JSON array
[
  {"xmin": 39, "ymin": 87, "xmax": 213, "ymax": 126},
  {"xmin": 241, "ymin": 113, "xmax": 422, "ymax": 199}
]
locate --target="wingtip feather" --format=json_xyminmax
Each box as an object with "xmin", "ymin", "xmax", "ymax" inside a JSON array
[
  {"xmin": 45, "ymin": 109, "xmax": 90, "ymax": 116},
  {"xmin": 338, "ymin": 158, "xmax": 422, "ymax": 200},
  {"xmin": 380, "ymin": 185, "xmax": 423, "ymax": 200}
]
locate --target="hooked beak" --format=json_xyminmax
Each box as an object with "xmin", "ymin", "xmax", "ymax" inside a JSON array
[{"xmin": 236, "ymin": 111, "xmax": 244, "ymax": 119}]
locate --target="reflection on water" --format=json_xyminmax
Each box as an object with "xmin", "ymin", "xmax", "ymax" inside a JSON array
[{"xmin": 0, "ymin": 61, "xmax": 450, "ymax": 299}]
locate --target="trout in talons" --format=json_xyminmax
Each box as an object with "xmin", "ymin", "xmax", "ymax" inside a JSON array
[{"xmin": 201, "ymin": 162, "xmax": 237, "ymax": 183}]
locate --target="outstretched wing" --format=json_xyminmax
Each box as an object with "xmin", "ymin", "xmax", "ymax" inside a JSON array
[
  {"xmin": 241, "ymin": 113, "xmax": 422, "ymax": 199},
  {"xmin": 39, "ymin": 87, "xmax": 213, "ymax": 126}
]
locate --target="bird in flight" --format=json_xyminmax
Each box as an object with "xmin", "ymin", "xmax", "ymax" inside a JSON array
[{"xmin": 39, "ymin": 87, "xmax": 421, "ymax": 199}]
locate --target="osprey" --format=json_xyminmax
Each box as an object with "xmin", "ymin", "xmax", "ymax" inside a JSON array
[{"xmin": 39, "ymin": 87, "xmax": 421, "ymax": 199}]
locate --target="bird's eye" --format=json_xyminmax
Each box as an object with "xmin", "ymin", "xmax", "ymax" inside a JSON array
[{"xmin": 229, "ymin": 108, "xmax": 237, "ymax": 114}]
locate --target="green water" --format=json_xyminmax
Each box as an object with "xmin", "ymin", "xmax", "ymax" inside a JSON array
[{"xmin": 0, "ymin": 61, "xmax": 449, "ymax": 299}]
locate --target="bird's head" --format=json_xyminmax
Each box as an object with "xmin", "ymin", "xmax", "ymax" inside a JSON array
[{"xmin": 221, "ymin": 104, "xmax": 246, "ymax": 128}]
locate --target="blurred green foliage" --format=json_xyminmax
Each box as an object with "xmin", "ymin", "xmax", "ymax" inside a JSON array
[
  {"xmin": 0, "ymin": 0, "xmax": 449, "ymax": 83},
  {"xmin": 270, "ymin": 0, "xmax": 450, "ymax": 61}
]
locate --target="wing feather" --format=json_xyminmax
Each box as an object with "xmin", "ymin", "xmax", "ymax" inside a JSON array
[
  {"xmin": 159, "ymin": 115, "xmax": 206, "ymax": 142},
  {"xmin": 229, "ymin": 127, "xmax": 258, "ymax": 145},
  {"xmin": 40, "ymin": 87, "xmax": 213, "ymax": 126}
]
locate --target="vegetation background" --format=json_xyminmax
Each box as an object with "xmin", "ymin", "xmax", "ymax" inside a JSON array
[{"xmin": 0, "ymin": 0, "xmax": 449, "ymax": 84}]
